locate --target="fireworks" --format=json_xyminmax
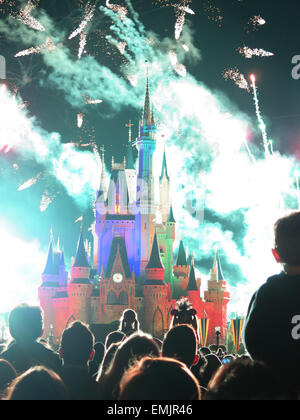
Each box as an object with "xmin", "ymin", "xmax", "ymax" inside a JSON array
[
  {"xmin": 68, "ymin": 2, "xmax": 95, "ymax": 40},
  {"xmin": 16, "ymin": 0, "xmax": 45, "ymax": 32},
  {"xmin": 18, "ymin": 172, "xmax": 42, "ymax": 191},
  {"xmin": 77, "ymin": 113, "xmax": 84, "ymax": 128},
  {"xmin": 246, "ymin": 15, "xmax": 266, "ymax": 32},
  {"xmin": 250, "ymin": 74, "xmax": 271, "ymax": 159},
  {"xmin": 14, "ymin": 37, "xmax": 56, "ymax": 58},
  {"xmin": 169, "ymin": 50, "xmax": 187, "ymax": 77},
  {"xmin": 106, "ymin": 0, "xmax": 128, "ymax": 21},
  {"xmin": 238, "ymin": 46, "xmax": 274, "ymax": 59},
  {"xmin": 78, "ymin": 32, "xmax": 87, "ymax": 59},
  {"xmin": 223, "ymin": 68, "xmax": 249, "ymax": 91}
]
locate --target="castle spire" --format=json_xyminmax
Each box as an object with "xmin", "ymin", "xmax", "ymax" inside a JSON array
[
  {"xmin": 187, "ymin": 256, "xmax": 198, "ymax": 291},
  {"xmin": 97, "ymin": 145, "xmax": 107, "ymax": 200},
  {"xmin": 146, "ymin": 233, "xmax": 164, "ymax": 270},
  {"xmin": 73, "ymin": 231, "xmax": 90, "ymax": 268},
  {"xmin": 167, "ymin": 205, "xmax": 176, "ymax": 224},
  {"xmin": 160, "ymin": 147, "xmax": 169, "ymax": 182},
  {"xmin": 176, "ymin": 238, "xmax": 188, "ymax": 266},
  {"xmin": 212, "ymin": 248, "xmax": 225, "ymax": 282},
  {"xmin": 43, "ymin": 236, "xmax": 57, "ymax": 275},
  {"xmin": 142, "ymin": 71, "xmax": 152, "ymax": 127}
]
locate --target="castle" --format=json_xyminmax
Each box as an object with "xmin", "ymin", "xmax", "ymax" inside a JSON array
[{"xmin": 38, "ymin": 78, "xmax": 230, "ymax": 345}]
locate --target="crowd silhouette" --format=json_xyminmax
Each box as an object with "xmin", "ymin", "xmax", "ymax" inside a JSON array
[{"xmin": 2, "ymin": 211, "xmax": 300, "ymax": 400}]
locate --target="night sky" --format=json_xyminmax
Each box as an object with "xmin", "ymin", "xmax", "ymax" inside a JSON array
[{"xmin": 1, "ymin": 0, "xmax": 300, "ymax": 314}]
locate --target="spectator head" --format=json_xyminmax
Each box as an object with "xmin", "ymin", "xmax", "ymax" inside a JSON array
[
  {"xmin": 170, "ymin": 298, "xmax": 200, "ymax": 344},
  {"xmin": 93, "ymin": 342, "xmax": 105, "ymax": 365},
  {"xmin": 99, "ymin": 332, "xmax": 160, "ymax": 399},
  {"xmin": 200, "ymin": 353, "xmax": 222, "ymax": 388},
  {"xmin": 162, "ymin": 325, "xmax": 199, "ymax": 368},
  {"xmin": 0, "ymin": 360, "xmax": 17, "ymax": 397},
  {"xmin": 119, "ymin": 309, "xmax": 140, "ymax": 336},
  {"xmin": 4, "ymin": 366, "xmax": 67, "ymax": 400},
  {"xmin": 273, "ymin": 212, "xmax": 300, "ymax": 266},
  {"xmin": 105, "ymin": 330, "xmax": 126, "ymax": 350},
  {"xmin": 8, "ymin": 304, "xmax": 43, "ymax": 343},
  {"xmin": 200, "ymin": 347, "xmax": 211, "ymax": 356},
  {"xmin": 206, "ymin": 358, "xmax": 283, "ymax": 400},
  {"xmin": 60, "ymin": 321, "xmax": 95, "ymax": 367},
  {"xmin": 97, "ymin": 343, "xmax": 119, "ymax": 381},
  {"xmin": 119, "ymin": 357, "xmax": 201, "ymax": 400}
]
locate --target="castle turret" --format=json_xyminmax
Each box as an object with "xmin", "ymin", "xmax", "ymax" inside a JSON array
[
  {"xmin": 204, "ymin": 249, "xmax": 230, "ymax": 345},
  {"xmin": 173, "ymin": 237, "xmax": 190, "ymax": 298},
  {"xmin": 68, "ymin": 231, "xmax": 93, "ymax": 324},
  {"xmin": 38, "ymin": 235, "xmax": 60, "ymax": 339},
  {"xmin": 159, "ymin": 148, "xmax": 171, "ymax": 223},
  {"xmin": 135, "ymin": 75, "xmax": 158, "ymax": 275},
  {"xmin": 186, "ymin": 257, "xmax": 203, "ymax": 316},
  {"xmin": 143, "ymin": 233, "xmax": 169, "ymax": 338},
  {"xmin": 164, "ymin": 205, "xmax": 176, "ymax": 285},
  {"xmin": 125, "ymin": 121, "xmax": 137, "ymax": 205}
]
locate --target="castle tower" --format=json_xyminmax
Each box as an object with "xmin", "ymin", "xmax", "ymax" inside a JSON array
[
  {"xmin": 93, "ymin": 147, "xmax": 108, "ymax": 267},
  {"xmin": 125, "ymin": 121, "xmax": 137, "ymax": 205},
  {"xmin": 204, "ymin": 249, "xmax": 230, "ymax": 345},
  {"xmin": 99, "ymin": 236, "xmax": 135, "ymax": 323},
  {"xmin": 186, "ymin": 257, "xmax": 203, "ymax": 316},
  {"xmin": 164, "ymin": 206, "xmax": 176, "ymax": 285},
  {"xmin": 38, "ymin": 235, "xmax": 60, "ymax": 339},
  {"xmin": 173, "ymin": 237, "xmax": 190, "ymax": 298},
  {"xmin": 143, "ymin": 233, "xmax": 169, "ymax": 338},
  {"xmin": 159, "ymin": 148, "xmax": 171, "ymax": 223},
  {"xmin": 68, "ymin": 231, "xmax": 93, "ymax": 324},
  {"xmin": 135, "ymin": 75, "xmax": 158, "ymax": 275}
]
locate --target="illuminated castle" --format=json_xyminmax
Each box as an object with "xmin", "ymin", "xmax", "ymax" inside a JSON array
[{"xmin": 39, "ymin": 78, "xmax": 230, "ymax": 345}]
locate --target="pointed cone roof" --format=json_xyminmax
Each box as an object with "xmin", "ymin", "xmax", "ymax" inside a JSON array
[
  {"xmin": 43, "ymin": 240, "xmax": 58, "ymax": 275},
  {"xmin": 126, "ymin": 143, "xmax": 134, "ymax": 170},
  {"xmin": 160, "ymin": 148, "xmax": 169, "ymax": 182},
  {"xmin": 187, "ymin": 257, "xmax": 198, "ymax": 291},
  {"xmin": 146, "ymin": 233, "xmax": 164, "ymax": 270},
  {"xmin": 73, "ymin": 232, "xmax": 90, "ymax": 268},
  {"xmin": 167, "ymin": 205, "xmax": 176, "ymax": 224},
  {"xmin": 143, "ymin": 73, "xmax": 152, "ymax": 126},
  {"xmin": 176, "ymin": 239, "xmax": 188, "ymax": 266}
]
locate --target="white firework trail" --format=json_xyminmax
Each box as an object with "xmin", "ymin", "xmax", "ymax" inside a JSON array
[
  {"xmin": 174, "ymin": 1, "xmax": 194, "ymax": 40},
  {"xmin": 223, "ymin": 68, "xmax": 250, "ymax": 92},
  {"xmin": 116, "ymin": 41, "xmax": 127, "ymax": 55},
  {"xmin": 78, "ymin": 32, "xmax": 87, "ymax": 59},
  {"xmin": 169, "ymin": 50, "xmax": 187, "ymax": 77},
  {"xmin": 40, "ymin": 193, "xmax": 53, "ymax": 212},
  {"xmin": 14, "ymin": 37, "xmax": 56, "ymax": 58},
  {"xmin": 106, "ymin": 0, "xmax": 128, "ymax": 21},
  {"xmin": 238, "ymin": 46, "xmax": 274, "ymax": 59},
  {"xmin": 250, "ymin": 74, "xmax": 271, "ymax": 159},
  {"xmin": 77, "ymin": 113, "xmax": 84, "ymax": 128},
  {"xmin": 18, "ymin": 172, "xmax": 42, "ymax": 191},
  {"xmin": 68, "ymin": 2, "xmax": 95, "ymax": 40},
  {"xmin": 16, "ymin": 0, "xmax": 45, "ymax": 32}
]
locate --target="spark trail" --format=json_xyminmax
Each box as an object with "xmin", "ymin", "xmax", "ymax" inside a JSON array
[{"xmin": 250, "ymin": 74, "xmax": 271, "ymax": 159}]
